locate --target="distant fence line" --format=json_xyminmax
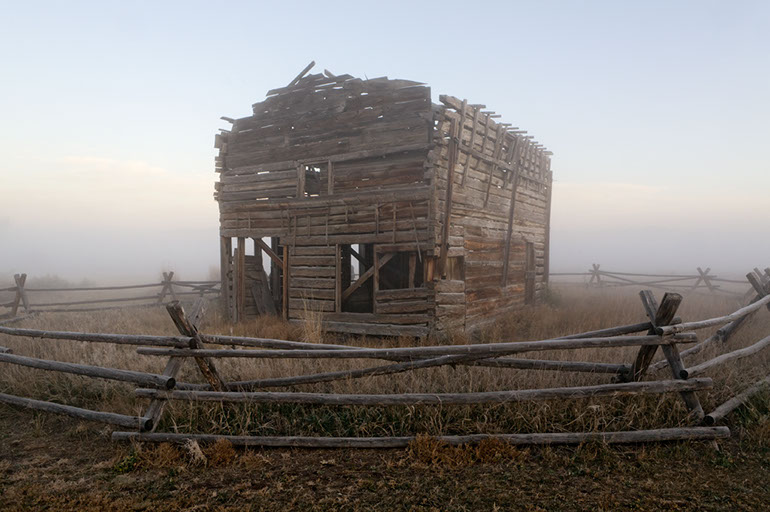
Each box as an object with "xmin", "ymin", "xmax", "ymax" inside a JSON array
[
  {"xmin": 1, "ymin": 265, "xmax": 770, "ymax": 448},
  {"xmin": 551, "ymin": 264, "xmax": 770, "ymax": 300},
  {"xmin": 0, "ymin": 271, "xmax": 220, "ymax": 319}
]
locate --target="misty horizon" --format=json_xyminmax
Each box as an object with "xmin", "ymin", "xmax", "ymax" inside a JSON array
[{"xmin": 2, "ymin": 2, "xmax": 768, "ymax": 284}]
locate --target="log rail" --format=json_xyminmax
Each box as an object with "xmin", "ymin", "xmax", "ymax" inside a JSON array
[
  {"xmin": 0, "ymin": 272, "xmax": 221, "ymax": 319},
  {"xmin": 1, "ymin": 270, "xmax": 770, "ymax": 449}
]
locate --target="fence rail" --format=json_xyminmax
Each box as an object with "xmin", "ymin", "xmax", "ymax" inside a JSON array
[
  {"xmin": 2, "ymin": 266, "xmax": 769, "ymax": 449},
  {"xmin": 0, "ymin": 271, "xmax": 220, "ymax": 319},
  {"xmin": 551, "ymin": 264, "xmax": 770, "ymax": 300}
]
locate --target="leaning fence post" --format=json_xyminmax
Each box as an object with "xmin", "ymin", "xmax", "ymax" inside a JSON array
[
  {"xmin": 140, "ymin": 299, "xmax": 226, "ymax": 432},
  {"xmin": 629, "ymin": 291, "xmax": 681, "ymax": 381},
  {"xmin": 10, "ymin": 274, "xmax": 29, "ymax": 316},
  {"xmin": 693, "ymin": 267, "xmax": 715, "ymax": 293},
  {"xmin": 636, "ymin": 290, "xmax": 704, "ymax": 420},
  {"xmin": 588, "ymin": 264, "xmax": 602, "ymax": 287},
  {"xmin": 157, "ymin": 271, "xmax": 178, "ymax": 304}
]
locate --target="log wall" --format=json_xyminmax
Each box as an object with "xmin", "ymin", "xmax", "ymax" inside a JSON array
[{"xmin": 430, "ymin": 95, "xmax": 553, "ymax": 334}]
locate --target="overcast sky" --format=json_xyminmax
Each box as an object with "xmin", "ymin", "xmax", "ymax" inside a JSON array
[{"xmin": 1, "ymin": 1, "xmax": 768, "ymax": 282}]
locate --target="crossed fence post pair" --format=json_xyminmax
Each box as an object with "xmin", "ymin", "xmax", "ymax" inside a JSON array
[
  {"xmin": 3, "ymin": 274, "xmax": 30, "ymax": 318},
  {"xmin": 141, "ymin": 299, "xmax": 225, "ymax": 431}
]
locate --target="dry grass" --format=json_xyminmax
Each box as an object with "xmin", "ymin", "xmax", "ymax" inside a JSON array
[{"xmin": 1, "ymin": 285, "xmax": 769, "ymax": 439}]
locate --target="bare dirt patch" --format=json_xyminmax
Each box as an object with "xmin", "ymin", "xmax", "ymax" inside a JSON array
[{"xmin": 1, "ymin": 409, "xmax": 769, "ymax": 511}]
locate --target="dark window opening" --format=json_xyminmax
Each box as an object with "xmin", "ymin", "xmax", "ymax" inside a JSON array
[
  {"xmin": 303, "ymin": 163, "xmax": 327, "ymax": 197},
  {"xmin": 340, "ymin": 243, "xmax": 374, "ymax": 313},
  {"xmin": 379, "ymin": 251, "xmax": 425, "ymax": 290}
]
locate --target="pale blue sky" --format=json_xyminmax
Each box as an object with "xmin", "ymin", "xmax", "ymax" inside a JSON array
[{"xmin": 1, "ymin": 1, "xmax": 768, "ymax": 280}]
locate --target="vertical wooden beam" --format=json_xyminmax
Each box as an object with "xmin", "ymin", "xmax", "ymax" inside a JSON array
[
  {"xmin": 426, "ymin": 257, "xmax": 435, "ymax": 283},
  {"xmin": 500, "ymin": 137, "xmax": 522, "ymax": 286},
  {"xmin": 327, "ymin": 160, "xmax": 334, "ymax": 195},
  {"xmin": 524, "ymin": 242, "xmax": 536, "ymax": 304},
  {"xmin": 282, "ymin": 245, "xmax": 289, "ymax": 320},
  {"xmin": 335, "ymin": 244, "xmax": 342, "ymax": 313},
  {"xmin": 296, "ymin": 163, "xmax": 305, "ymax": 198},
  {"xmin": 438, "ymin": 118, "xmax": 458, "ymax": 278},
  {"xmin": 220, "ymin": 237, "xmax": 232, "ymax": 318},
  {"xmin": 483, "ymin": 125, "xmax": 506, "ymax": 207},
  {"xmin": 270, "ymin": 237, "xmax": 281, "ymax": 308},
  {"xmin": 543, "ymin": 163, "xmax": 553, "ymax": 286},
  {"xmin": 408, "ymin": 253, "xmax": 417, "ymax": 289},
  {"xmin": 235, "ymin": 237, "xmax": 246, "ymax": 323},
  {"xmin": 373, "ymin": 249, "xmax": 380, "ymax": 313},
  {"xmin": 461, "ymin": 106, "xmax": 481, "ymax": 185},
  {"xmin": 391, "ymin": 204, "xmax": 396, "ymax": 243}
]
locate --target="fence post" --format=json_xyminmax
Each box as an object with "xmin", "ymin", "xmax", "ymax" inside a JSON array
[
  {"xmin": 746, "ymin": 272, "xmax": 770, "ymax": 311},
  {"xmin": 157, "ymin": 271, "xmax": 178, "ymax": 304},
  {"xmin": 140, "ymin": 299, "xmax": 225, "ymax": 432},
  {"xmin": 693, "ymin": 267, "xmax": 715, "ymax": 293},
  {"xmin": 634, "ymin": 290, "xmax": 704, "ymax": 420},
  {"xmin": 588, "ymin": 264, "xmax": 602, "ymax": 287},
  {"xmin": 10, "ymin": 274, "xmax": 30, "ymax": 316}
]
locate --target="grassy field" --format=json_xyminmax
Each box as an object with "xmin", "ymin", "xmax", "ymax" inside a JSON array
[{"xmin": 1, "ymin": 285, "xmax": 769, "ymax": 510}]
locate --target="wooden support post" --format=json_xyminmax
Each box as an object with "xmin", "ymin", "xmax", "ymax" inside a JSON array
[
  {"xmin": 373, "ymin": 250, "xmax": 380, "ymax": 313},
  {"xmin": 408, "ymin": 253, "xmax": 417, "ymax": 289},
  {"xmin": 438, "ymin": 119, "xmax": 458, "ymax": 278},
  {"xmin": 282, "ymin": 245, "xmax": 289, "ymax": 321},
  {"xmin": 327, "ymin": 160, "xmax": 334, "ymax": 195},
  {"xmin": 524, "ymin": 242, "xmax": 536, "ymax": 304},
  {"xmin": 543, "ymin": 166, "xmax": 553, "ymax": 285},
  {"xmin": 631, "ymin": 291, "xmax": 704, "ymax": 419},
  {"xmin": 296, "ymin": 163, "xmax": 306, "ymax": 198},
  {"xmin": 460, "ymin": 106, "xmax": 481, "ymax": 185},
  {"xmin": 483, "ymin": 125, "xmax": 506, "ymax": 207},
  {"xmin": 10, "ymin": 274, "xmax": 29, "ymax": 316},
  {"xmin": 220, "ymin": 237, "xmax": 233, "ymax": 321},
  {"xmin": 235, "ymin": 238, "xmax": 246, "ymax": 323},
  {"xmin": 501, "ymin": 137, "xmax": 523, "ymax": 286},
  {"xmin": 335, "ymin": 245, "xmax": 342, "ymax": 313}
]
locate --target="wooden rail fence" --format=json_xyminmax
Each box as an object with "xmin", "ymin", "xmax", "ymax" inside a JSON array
[
  {"xmin": 551, "ymin": 264, "xmax": 769, "ymax": 300},
  {"xmin": 0, "ymin": 272, "xmax": 220, "ymax": 320},
  {"xmin": 9, "ymin": 266, "xmax": 770, "ymax": 448}
]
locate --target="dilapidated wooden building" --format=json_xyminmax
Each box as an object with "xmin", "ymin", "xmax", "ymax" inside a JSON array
[{"xmin": 215, "ymin": 63, "xmax": 553, "ymax": 337}]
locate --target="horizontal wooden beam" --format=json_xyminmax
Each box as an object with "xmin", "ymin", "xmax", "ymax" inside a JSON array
[
  {"xmin": 0, "ymin": 392, "xmax": 150, "ymax": 430},
  {"xmin": 113, "ymin": 426, "xmax": 730, "ymax": 448},
  {"xmin": 137, "ymin": 333, "xmax": 698, "ymax": 360},
  {"xmin": 137, "ymin": 378, "xmax": 712, "ymax": 406},
  {"xmin": 0, "ymin": 352, "xmax": 176, "ymax": 389},
  {"xmin": 0, "ymin": 326, "xmax": 191, "ymax": 348}
]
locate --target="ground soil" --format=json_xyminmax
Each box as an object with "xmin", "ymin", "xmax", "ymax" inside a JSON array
[{"xmin": 1, "ymin": 409, "xmax": 768, "ymax": 511}]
